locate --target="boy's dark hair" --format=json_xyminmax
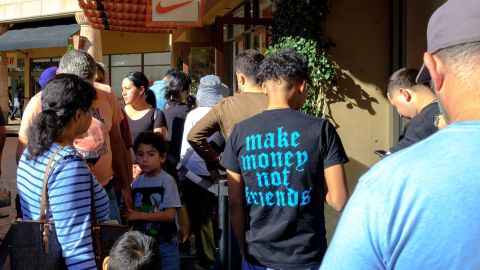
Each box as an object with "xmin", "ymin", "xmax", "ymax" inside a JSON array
[
  {"xmin": 133, "ymin": 131, "xmax": 169, "ymax": 155},
  {"xmin": 28, "ymin": 74, "xmax": 96, "ymax": 160},
  {"xmin": 385, "ymin": 68, "xmax": 420, "ymax": 95},
  {"xmin": 107, "ymin": 231, "xmax": 160, "ymax": 270},
  {"xmin": 234, "ymin": 49, "xmax": 265, "ymax": 84},
  {"xmin": 257, "ymin": 50, "xmax": 310, "ymax": 87}
]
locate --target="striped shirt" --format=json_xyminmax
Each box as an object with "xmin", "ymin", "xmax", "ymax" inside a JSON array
[{"xmin": 17, "ymin": 144, "xmax": 110, "ymax": 270}]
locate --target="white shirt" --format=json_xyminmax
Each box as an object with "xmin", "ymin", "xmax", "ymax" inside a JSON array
[{"xmin": 180, "ymin": 107, "xmax": 213, "ymax": 176}]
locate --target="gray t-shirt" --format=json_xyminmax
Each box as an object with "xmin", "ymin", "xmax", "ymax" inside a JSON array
[{"xmin": 131, "ymin": 170, "xmax": 181, "ymax": 240}]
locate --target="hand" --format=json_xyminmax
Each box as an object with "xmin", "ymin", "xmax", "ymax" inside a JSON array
[
  {"xmin": 122, "ymin": 208, "xmax": 142, "ymax": 222},
  {"xmin": 123, "ymin": 186, "xmax": 133, "ymax": 210},
  {"xmin": 209, "ymin": 169, "xmax": 221, "ymax": 182}
]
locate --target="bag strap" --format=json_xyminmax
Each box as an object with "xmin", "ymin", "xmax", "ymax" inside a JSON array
[
  {"xmin": 89, "ymin": 174, "xmax": 98, "ymax": 226},
  {"xmin": 39, "ymin": 147, "xmax": 64, "ymax": 221},
  {"xmin": 89, "ymin": 173, "xmax": 103, "ymax": 265},
  {"xmin": 39, "ymin": 146, "xmax": 64, "ymax": 256}
]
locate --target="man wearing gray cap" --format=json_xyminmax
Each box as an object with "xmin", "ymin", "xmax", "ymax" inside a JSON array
[{"xmin": 321, "ymin": 0, "xmax": 480, "ymax": 268}]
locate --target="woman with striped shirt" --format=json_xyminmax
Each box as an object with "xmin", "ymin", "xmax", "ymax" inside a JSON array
[{"xmin": 17, "ymin": 74, "xmax": 110, "ymax": 269}]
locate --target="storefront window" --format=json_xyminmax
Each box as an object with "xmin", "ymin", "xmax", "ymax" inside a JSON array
[
  {"xmin": 189, "ymin": 47, "xmax": 215, "ymax": 82},
  {"xmin": 111, "ymin": 54, "xmax": 141, "ymax": 66},
  {"xmin": 31, "ymin": 58, "xmax": 57, "ymax": 96},
  {"xmin": 7, "ymin": 57, "xmax": 25, "ymax": 124},
  {"xmin": 105, "ymin": 52, "xmax": 171, "ymax": 97}
]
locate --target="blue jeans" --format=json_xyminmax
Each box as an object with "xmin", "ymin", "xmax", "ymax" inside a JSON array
[
  {"xmin": 159, "ymin": 238, "xmax": 180, "ymax": 270},
  {"xmin": 105, "ymin": 184, "xmax": 122, "ymax": 224}
]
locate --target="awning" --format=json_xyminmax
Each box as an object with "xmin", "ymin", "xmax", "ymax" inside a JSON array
[{"xmin": 0, "ymin": 24, "xmax": 80, "ymax": 51}]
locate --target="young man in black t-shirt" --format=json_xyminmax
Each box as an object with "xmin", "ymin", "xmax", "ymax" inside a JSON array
[{"xmin": 220, "ymin": 51, "xmax": 349, "ymax": 269}]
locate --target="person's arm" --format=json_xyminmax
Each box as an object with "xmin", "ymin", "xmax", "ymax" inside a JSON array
[
  {"xmin": 153, "ymin": 109, "xmax": 168, "ymax": 138},
  {"xmin": 187, "ymin": 107, "xmax": 222, "ymax": 170},
  {"xmin": 16, "ymin": 138, "xmax": 26, "ymax": 165},
  {"xmin": 108, "ymin": 89, "xmax": 133, "ymax": 210},
  {"xmin": 124, "ymin": 207, "xmax": 176, "ymax": 222},
  {"xmin": 153, "ymin": 127, "xmax": 167, "ymax": 138},
  {"xmin": 324, "ymin": 164, "xmax": 348, "ymax": 211},
  {"xmin": 16, "ymin": 94, "xmax": 41, "ymax": 163},
  {"xmin": 227, "ymin": 169, "xmax": 246, "ymax": 257},
  {"xmin": 110, "ymin": 123, "xmax": 133, "ymax": 209}
]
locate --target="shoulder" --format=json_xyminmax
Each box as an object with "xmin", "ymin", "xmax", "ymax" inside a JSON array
[
  {"xmin": 159, "ymin": 171, "xmax": 177, "ymax": 185},
  {"xmin": 94, "ymin": 82, "xmax": 113, "ymax": 94},
  {"xmin": 52, "ymin": 147, "xmax": 86, "ymax": 169}
]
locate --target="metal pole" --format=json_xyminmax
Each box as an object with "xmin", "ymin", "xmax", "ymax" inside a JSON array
[{"xmin": 217, "ymin": 179, "xmax": 229, "ymax": 270}]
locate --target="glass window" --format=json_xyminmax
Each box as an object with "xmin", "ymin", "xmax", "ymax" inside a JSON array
[
  {"xmin": 32, "ymin": 58, "xmax": 51, "ymax": 72},
  {"xmin": 144, "ymin": 66, "xmax": 171, "ymax": 83},
  {"xmin": 111, "ymin": 54, "xmax": 141, "ymax": 66},
  {"xmin": 189, "ymin": 47, "xmax": 215, "ymax": 81},
  {"xmin": 111, "ymin": 66, "xmax": 141, "ymax": 97},
  {"xmin": 102, "ymin": 55, "xmax": 109, "ymax": 67},
  {"xmin": 144, "ymin": 52, "xmax": 171, "ymax": 65}
]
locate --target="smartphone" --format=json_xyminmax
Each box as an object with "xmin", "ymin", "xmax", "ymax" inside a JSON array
[{"xmin": 374, "ymin": 150, "xmax": 387, "ymax": 158}]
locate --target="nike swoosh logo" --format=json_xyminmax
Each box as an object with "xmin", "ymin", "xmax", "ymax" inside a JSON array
[{"xmin": 156, "ymin": 0, "xmax": 192, "ymax": 14}]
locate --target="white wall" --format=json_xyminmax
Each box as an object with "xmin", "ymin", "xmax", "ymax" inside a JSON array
[{"xmin": 0, "ymin": 0, "xmax": 80, "ymax": 23}]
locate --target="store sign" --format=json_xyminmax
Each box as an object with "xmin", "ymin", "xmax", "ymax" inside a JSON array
[
  {"xmin": 0, "ymin": 53, "xmax": 17, "ymax": 68},
  {"xmin": 147, "ymin": 0, "xmax": 203, "ymax": 27}
]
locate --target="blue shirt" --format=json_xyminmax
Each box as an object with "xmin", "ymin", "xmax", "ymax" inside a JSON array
[
  {"xmin": 150, "ymin": 80, "xmax": 168, "ymax": 110},
  {"xmin": 321, "ymin": 122, "xmax": 480, "ymax": 269},
  {"xmin": 17, "ymin": 144, "xmax": 110, "ymax": 270}
]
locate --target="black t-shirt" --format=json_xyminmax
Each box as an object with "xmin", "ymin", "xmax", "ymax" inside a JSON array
[
  {"xmin": 389, "ymin": 101, "xmax": 440, "ymax": 153},
  {"xmin": 220, "ymin": 109, "xmax": 349, "ymax": 269},
  {"xmin": 163, "ymin": 100, "xmax": 191, "ymax": 176},
  {"xmin": 127, "ymin": 107, "xmax": 167, "ymax": 143}
]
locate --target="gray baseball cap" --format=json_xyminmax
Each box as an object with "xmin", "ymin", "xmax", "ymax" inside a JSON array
[{"xmin": 416, "ymin": 0, "xmax": 480, "ymax": 83}]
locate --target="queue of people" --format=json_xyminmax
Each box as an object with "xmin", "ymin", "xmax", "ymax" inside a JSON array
[{"xmin": 10, "ymin": 0, "xmax": 480, "ymax": 269}]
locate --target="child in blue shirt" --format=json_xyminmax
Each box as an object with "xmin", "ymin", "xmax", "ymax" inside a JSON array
[{"xmin": 123, "ymin": 131, "xmax": 181, "ymax": 270}]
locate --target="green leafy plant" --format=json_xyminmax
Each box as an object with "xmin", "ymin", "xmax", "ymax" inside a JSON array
[
  {"xmin": 265, "ymin": 36, "xmax": 338, "ymax": 116},
  {"xmin": 267, "ymin": 0, "xmax": 337, "ymax": 116}
]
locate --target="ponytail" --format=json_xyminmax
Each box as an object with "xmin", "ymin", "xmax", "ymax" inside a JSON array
[{"xmin": 27, "ymin": 110, "xmax": 65, "ymax": 159}]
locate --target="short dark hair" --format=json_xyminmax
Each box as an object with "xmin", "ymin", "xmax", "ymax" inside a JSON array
[
  {"xmin": 234, "ymin": 49, "xmax": 265, "ymax": 84},
  {"xmin": 385, "ymin": 68, "xmax": 419, "ymax": 94},
  {"xmin": 107, "ymin": 231, "xmax": 160, "ymax": 270},
  {"xmin": 257, "ymin": 50, "xmax": 310, "ymax": 87},
  {"xmin": 133, "ymin": 131, "xmax": 168, "ymax": 155}
]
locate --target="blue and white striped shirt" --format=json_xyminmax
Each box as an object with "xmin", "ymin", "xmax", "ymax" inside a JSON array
[{"xmin": 17, "ymin": 144, "xmax": 110, "ymax": 270}]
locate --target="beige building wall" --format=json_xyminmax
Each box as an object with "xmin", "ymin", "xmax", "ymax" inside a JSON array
[
  {"xmin": 0, "ymin": 0, "xmax": 80, "ymax": 22},
  {"xmin": 101, "ymin": 30, "xmax": 171, "ymax": 54},
  {"xmin": 323, "ymin": 0, "xmax": 391, "ymax": 240}
]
